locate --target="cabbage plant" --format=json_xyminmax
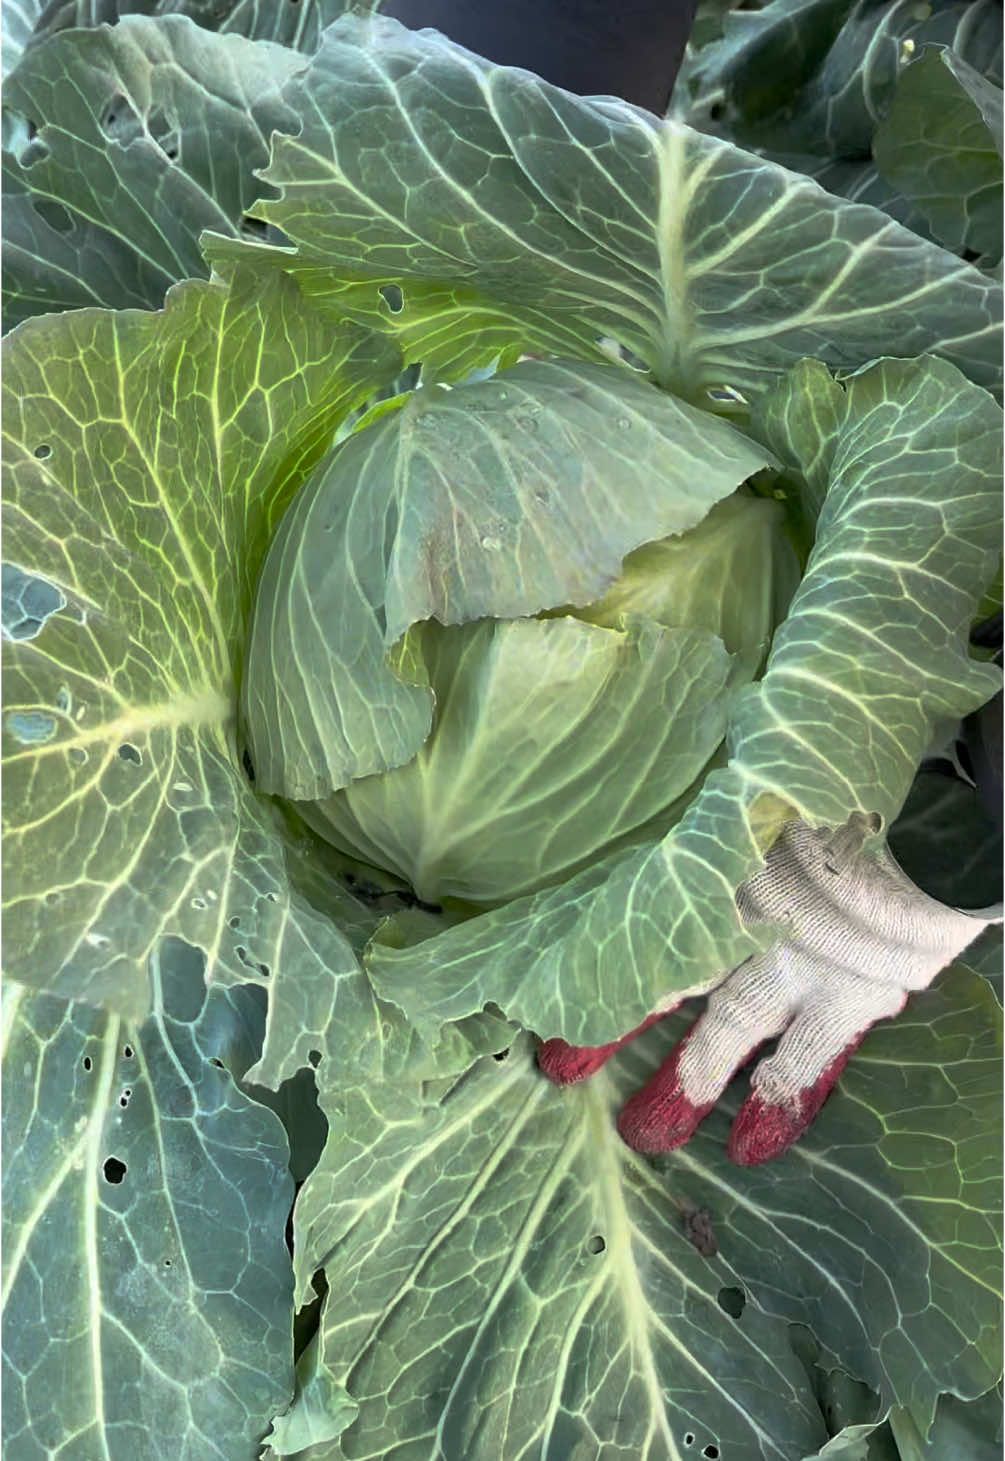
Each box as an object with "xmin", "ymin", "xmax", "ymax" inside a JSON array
[{"xmin": 2, "ymin": 4, "xmax": 1002, "ymax": 1461}]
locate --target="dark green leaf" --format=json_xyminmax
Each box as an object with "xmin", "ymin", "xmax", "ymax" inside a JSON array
[
  {"xmin": 873, "ymin": 47, "xmax": 1003, "ymax": 261},
  {"xmin": 1, "ymin": 942, "xmax": 295, "ymax": 1460},
  {"xmin": 3, "ymin": 16, "xmax": 304, "ymax": 325}
]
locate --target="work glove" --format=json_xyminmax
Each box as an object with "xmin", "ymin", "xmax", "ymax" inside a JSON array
[{"xmin": 538, "ymin": 815, "xmax": 1000, "ymax": 1165}]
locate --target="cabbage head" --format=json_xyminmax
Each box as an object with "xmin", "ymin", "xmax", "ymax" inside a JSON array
[{"xmin": 243, "ymin": 359, "xmax": 799, "ymax": 904}]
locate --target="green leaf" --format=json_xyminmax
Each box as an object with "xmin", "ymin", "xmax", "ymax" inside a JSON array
[
  {"xmin": 961, "ymin": 926, "xmax": 1003, "ymax": 1003},
  {"xmin": 263, "ymin": 1332, "xmax": 359, "ymax": 1457},
  {"xmin": 887, "ymin": 769, "xmax": 1002, "ymax": 909},
  {"xmin": 244, "ymin": 358, "xmax": 775, "ymax": 802},
  {"xmin": 743, "ymin": 151, "xmax": 942, "ymax": 250},
  {"xmin": 1, "ymin": 0, "xmax": 44, "ymax": 79},
  {"xmin": 2, "ymin": 15, "xmax": 305, "ymax": 326},
  {"xmin": 291, "ymin": 967, "xmax": 1000, "ymax": 1457},
  {"xmin": 687, "ymin": 0, "xmax": 1002, "ymax": 158},
  {"xmin": 203, "ymin": 13, "xmax": 1003, "ymax": 401},
  {"xmin": 873, "ymin": 47, "xmax": 1004, "ymax": 262},
  {"xmin": 887, "ymin": 1385, "xmax": 1003, "ymax": 1461},
  {"xmin": 1, "ymin": 943, "xmax": 295, "ymax": 1460},
  {"xmin": 25, "ymin": 0, "xmax": 378, "ymax": 53},
  {"xmin": 1, "ymin": 264, "xmax": 401, "ymax": 1036},
  {"xmin": 367, "ymin": 355, "xmax": 1002, "ymax": 1047}
]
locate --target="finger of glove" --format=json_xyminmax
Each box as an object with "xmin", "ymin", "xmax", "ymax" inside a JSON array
[
  {"xmin": 537, "ymin": 1010, "xmax": 672, "ymax": 1085},
  {"xmin": 617, "ymin": 963, "xmax": 793, "ymax": 1153},
  {"xmin": 728, "ymin": 980, "xmax": 907, "ymax": 1166}
]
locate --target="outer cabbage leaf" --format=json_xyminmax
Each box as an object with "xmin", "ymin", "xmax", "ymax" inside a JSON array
[
  {"xmin": 2, "ymin": 0, "xmax": 44, "ymax": 79},
  {"xmin": 731, "ymin": 150, "xmax": 939, "ymax": 249},
  {"xmin": 201, "ymin": 13, "xmax": 1003, "ymax": 401},
  {"xmin": 23, "ymin": 0, "xmax": 377, "ymax": 52},
  {"xmin": 262, "ymin": 1332, "xmax": 359, "ymax": 1458},
  {"xmin": 2, "ymin": 15, "xmax": 304, "ymax": 327},
  {"xmin": 685, "ymin": 0, "xmax": 1002, "ymax": 158},
  {"xmin": 286, "ymin": 967, "xmax": 1001, "ymax": 1458},
  {"xmin": 887, "ymin": 769, "xmax": 1002, "ymax": 910},
  {"xmin": 1, "ymin": 562, "xmax": 66, "ymax": 642},
  {"xmin": 237, "ymin": 806, "xmax": 519, "ymax": 1094},
  {"xmin": 242, "ymin": 358, "xmax": 775, "ymax": 802},
  {"xmin": 367, "ymin": 356, "xmax": 1002, "ymax": 1048},
  {"xmin": 962, "ymin": 927, "xmax": 1003, "ymax": 1007},
  {"xmin": 885, "ymin": 1386, "xmax": 1003, "ymax": 1461},
  {"xmin": 1, "ymin": 944, "xmax": 295, "ymax": 1461},
  {"xmin": 873, "ymin": 47, "xmax": 1003, "ymax": 262},
  {"xmin": 1, "ymin": 264, "xmax": 402, "ymax": 1047}
]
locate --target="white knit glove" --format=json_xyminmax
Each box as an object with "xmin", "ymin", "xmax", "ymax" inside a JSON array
[{"xmin": 538, "ymin": 816, "xmax": 1000, "ymax": 1164}]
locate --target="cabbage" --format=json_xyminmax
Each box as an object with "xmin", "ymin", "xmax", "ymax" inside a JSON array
[{"xmin": 300, "ymin": 493, "xmax": 799, "ymax": 902}]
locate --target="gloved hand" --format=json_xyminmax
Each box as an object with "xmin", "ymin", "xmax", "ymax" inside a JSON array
[{"xmin": 538, "ymin": 815, "xmax": 1000, "ymax": 1165}]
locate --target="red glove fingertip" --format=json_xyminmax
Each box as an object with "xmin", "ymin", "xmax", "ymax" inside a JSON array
[
  {"xmin": 537, "ymin": 1011, "xmax": 672, "ymax": 1086},
  {"xmin": 727, "ymin": 1095, "xmax": 807, "ymax": 1165},
  {"xmin": 616, "ymin": 1031, "xmax": 717, "ymax": 1153},
  {"xmin": 537, "ymin": 1036, "xmax": 622, "ymax": 1084},
  {"xmin": 727, "ymin": 1031, "xmax": 869, "ymax": 1165}
]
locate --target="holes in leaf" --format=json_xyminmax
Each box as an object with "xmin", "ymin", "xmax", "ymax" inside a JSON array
[
  {"xmin": 209, "ymin": 1057, "xmax": 225, "ymax": 1069},
  {"xmin": 118, "ymin": 1088, "xmax": 132, "ymax": 1109},
  {"xmin": 44, "ymin": 891, "xmax": 61, "ymax": 906},
  {"xmin": 191, "ymin": 897, "xmax": 207, "ymax": 911},
  {"xmin": 586, "ymin": 1235, "xmax": 606, "ymax": 1256},
  {"xmin": 123, "ymin": 1045, "xmax": 134, "ymax": 1059},
  {"xmin": 235, "ymin": 945, "xmax": 270, "ymax": 978},
  {"xmin": 145, "ymin": 107, "xmax": 180, "ymax": 161},
  {"xmin": 2, "ymin": 564, "xmax": 66, "ymax": 641},
  {"xmin": 307, "ymin": 1050, "xmax": 321, "ymax": 1069},
  {"xmin": 379, "ymin": 284, "xmax": 404, "ymax": 314},
  {"xmin": 33, "ymin": 443, "xmax": 53, "ymax": 459},
  {"xmin": 102, "ymin": 95, "xmax": 138, "ymax": 138},
  {"xmin": 163, "ymin": 1257, "xmax": 173, "ymax": 1267},
  {"xmin": 117, "ymin": 742, "xmax": 142, "ymax": 766},
  {"xmin": 682, "ymin": 1436, "xmax": 719, "ymax": 1458},
  {"xmin": 717, "ymin": 1286, "xmax": 745, "ymax": 1319},
  {"xmin": 492, "ymin": 1048, "xmax": 510, "ymax": 1062},
  {"xmin": 229, "ymin": 915, "xmax": 241, "ymax": 929},
  {"xmin": 19, "ymin": 138, "xmax": 51, "ymax": 166},
  {"xmin": 706, "ymin": 385, "xmax": 748, "ymax": 404},
  {"xmin": 242, "ymin": 748, "xmax": 255, "ymax": 783},
  {"xmin": 7, "ymin": 711, "xmax": 57, "ymax": 744},
  {"xmin": 6, "ymin": 617, "xmax": 43, "ymax": 640},
  {"xmin": 103, "ymin": 1156, "xmax": 127, "ymax": 1184},
  {"xmin": 31, "ymin": 199, "xmax": 74, "ymax": 234},
  {"xmin": 4, "ymin": 111, "xmax": 43, "ymax": 163},
  {"xmin": 82, "ymin": 1056, "xmax": 93, "ymax": 1072}
]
